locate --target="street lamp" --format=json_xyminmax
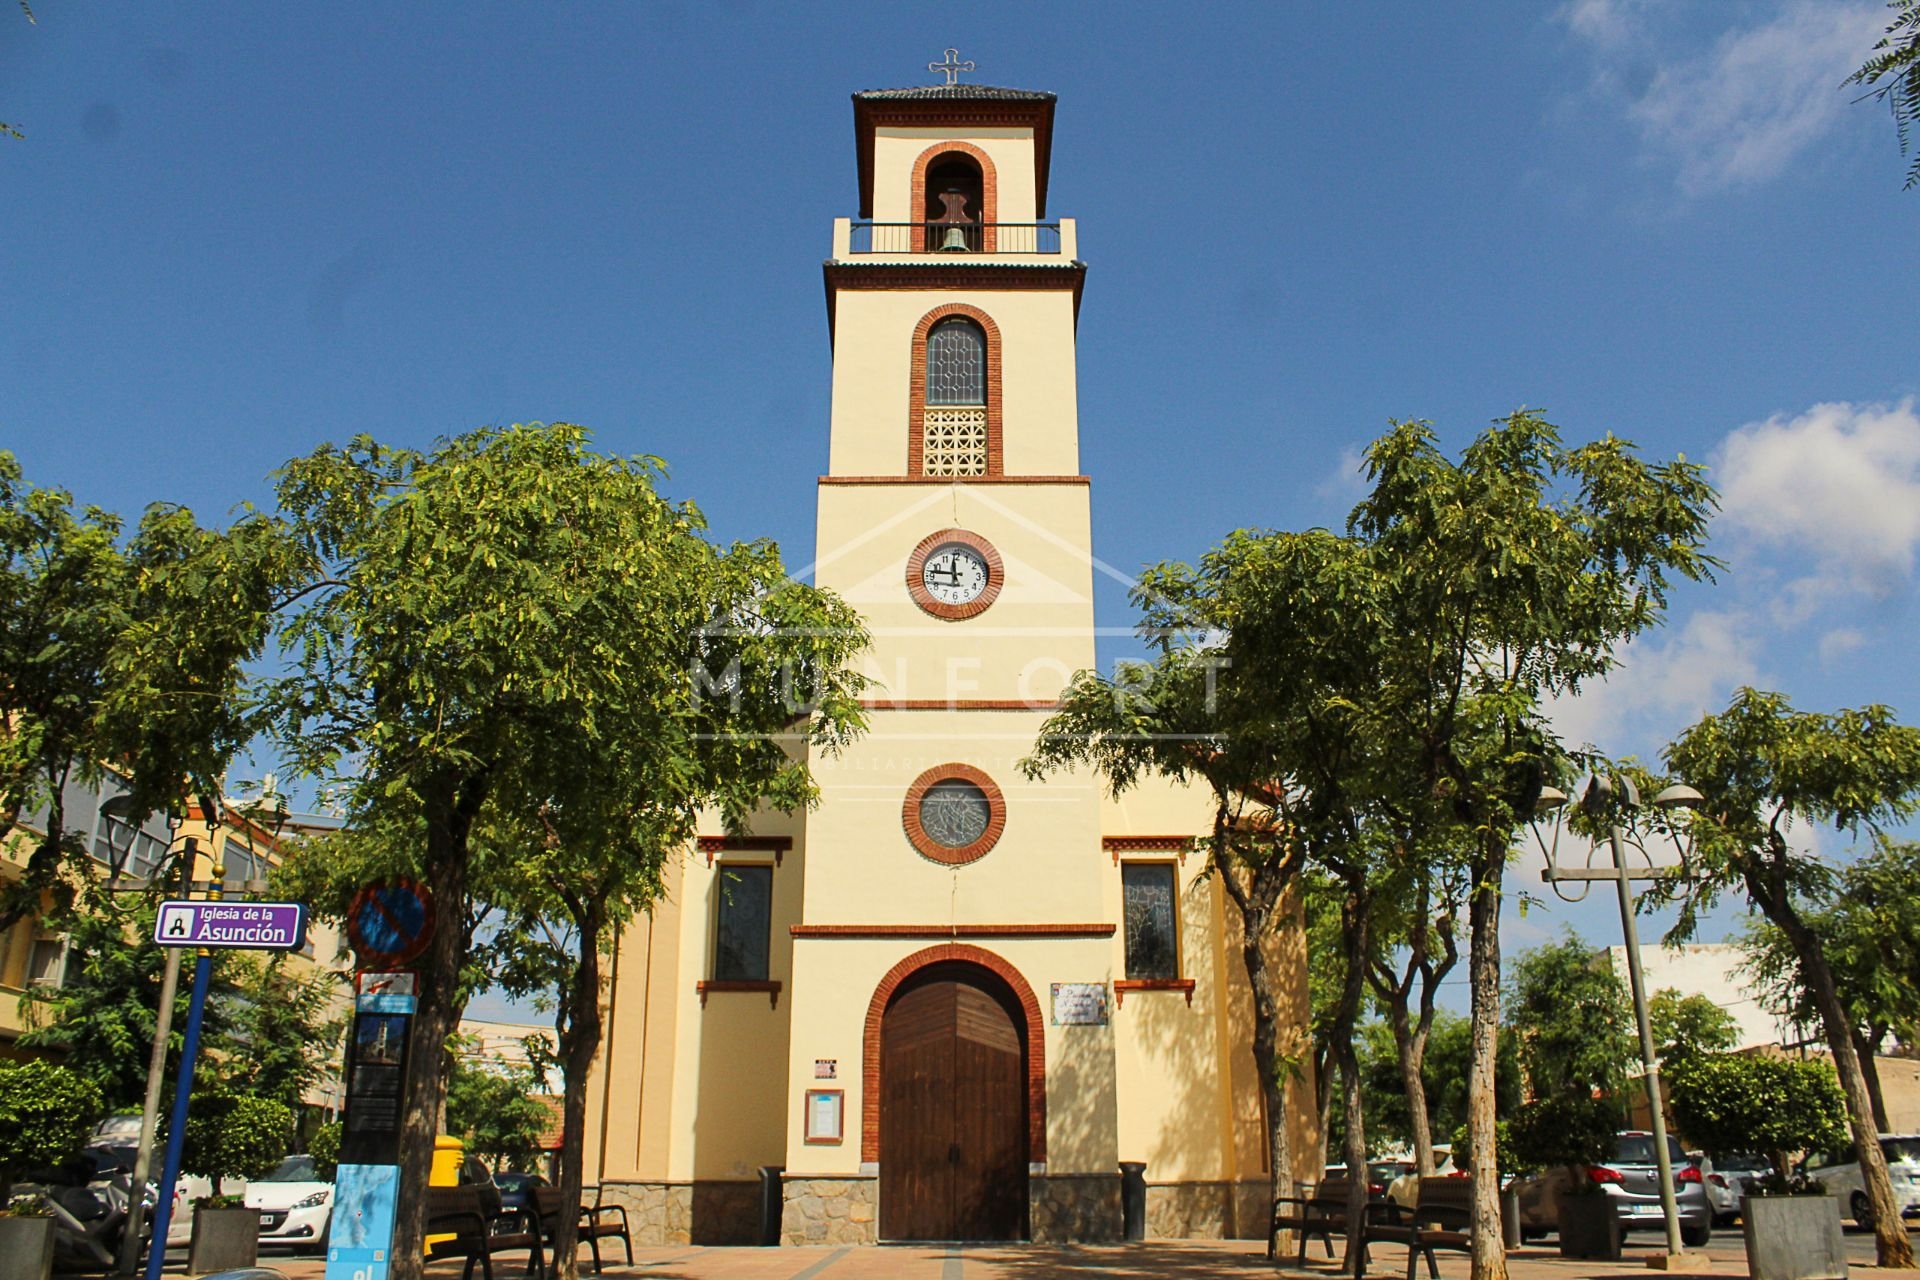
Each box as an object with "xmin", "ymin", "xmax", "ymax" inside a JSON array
[{"xmin": 1531, "ymin": 774, "xmax": 1702, "ymax": 1268}]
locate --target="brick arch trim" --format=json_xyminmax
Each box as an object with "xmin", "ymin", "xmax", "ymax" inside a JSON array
[
  {"xmin": 861, "ymin": 943, "xmax": 1046, "ymax": 1164},
  {"xmin": 909, "ymin": 140, "xmax": 999, "ymax": 252},
  {"xmin": 907, "ymin": 303, "xmax": 1003, "ymax": 477}
]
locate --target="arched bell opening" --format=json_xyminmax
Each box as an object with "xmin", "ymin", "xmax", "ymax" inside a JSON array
[{"xmin": 922, "ymin": 152, "xmax": 984, "ymax": 252}]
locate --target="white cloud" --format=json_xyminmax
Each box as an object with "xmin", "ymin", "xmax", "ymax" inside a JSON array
[
  {"xmin": 1715, "ymin": 398, "xmax": 1920, "ymax": 589},
  {"xmin": 1314, "ymin": 444, "xmax": 1370, "ymax": 508},
  {"xmin": 1548, "ymin": 608, "xmax": 1764, "ymax": 755},
  {"xmin": 1819, "ymin": 626, "xmax": 1868, "ymax": 663},
  {"xmin": 1564, "ymin": 1, "xmax": 1885, "ymax": 194}
]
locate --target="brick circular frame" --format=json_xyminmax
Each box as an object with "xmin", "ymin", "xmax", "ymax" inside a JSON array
[
  {"xmin": 862, "ymin": 943, "xmax": 1046, "ymax": 1164},
  {"xmin": 901, "ymin": 762, "xmax": 1005, "ymax": 864},
  {"xmin": 906, "ymin": 304, "xmax": 1003, "ymax": 478},
  {"xmin": 905, "ymin": 527, "xmax": 1004, "ymax": 621},
  {"xmin": 908, "ymin": 140, "xmax": 999, "ymax": 252}
]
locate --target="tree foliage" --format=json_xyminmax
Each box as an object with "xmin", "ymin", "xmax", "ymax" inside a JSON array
[
  {"xmin": 1506, "ymin": 934, "xmax": 1637, "ymax": 1098},
  {"xmin": 182, "ymin": 1092, "xmax": 295, "ymax": 1195},
  {"xmin": 1649, "ymin": 987, "xmax": 1740, "ymax": 1064},
  {"xmin": 1660, "ymin": 688, "xmax": 1920, "ymax": 1265},
  {"xmin": 1848, "ymin": 0, "xmax": 1920, "ymax": 188},
  {"xmin": 1509, "ymin": 1093, "xmax": 1620, "ymax": 1177},
  {"xmin": 0, "ymin": 1059, "xmax": 102, "ymax": 1204},
  {"xmin": 266, "ymin": 423, "xmax": 868, "ymax": 1280},
  {"xmin": 1666, "ymin": 1052, "xmax": 1847, "ymax": 1182},
  {"xmin": 444, "ymin": 1048, "xmax": 550, "ymax": 1175},
  {"xmin": 0, "ymin": 450, "xmax": 300, "ymax": 931}
]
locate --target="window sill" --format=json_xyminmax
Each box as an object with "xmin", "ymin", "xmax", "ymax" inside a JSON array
[
  {"xmin": 1113, "ymin": 978, "xmax": 1195, "ymax": 1007},
  {"xmin": 696, "ymin": 979, "xmax": 782, "ymax": 1009}
]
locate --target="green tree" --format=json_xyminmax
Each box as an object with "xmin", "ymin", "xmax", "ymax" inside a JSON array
[
  {"xmin": 1847, "ymin": 0, "xmax": 1920, "ymax": 188},
  {"xmin": 1659, "ymin": 689, "xmax": 1920, "ymax": 1266},
  {"xmin": 0, "ymin": 450, "xmax": 301, "ymax": 932},
  {"xmin": 1026, "ymin": 411, "xmax": 1714, "ymax": 1279},
  {"xmin": 307, "ymin": 1120, "xmax": 342, "ymax": 1180},
  {"xmin": 16, "ymin": 905, "xmax": 240, "ymax": 1111},
  {"xmin": 1666, "ymin": 1052, "xmax": 1846, "ymax": 1182},
  {"xmin": 1648, "ymin": 987, "xmax": 1740, "ymax": 1065},
  {"xmin": 1349, "ymin": 415, "xmax": 1713, "ymax": 1280},
  {"xmin": 181, "ymin": 1092, "xmax": 295, "ymax": 1196},
  {"xmin": 266, "ymin": 423, "xmax": 866, "ymax": 1280},
  {"xmin": 221, "ymin": 955, "xmax": 347, "ymax": 1110},
  {"xmin": 444, "ymin": 1048, "xmax": 550, "ymax": 1175},
  {"xmin": 1506, "ymin": 934, "xmax": 1637, "ymax": 1099},
  {"xmin": 0, "ymin": 1059, "xmax": 101, "ymax": 1205},
  {"xmin": 1738, "ymin": 837, "xmax": 1920, "ymax": 1129}
]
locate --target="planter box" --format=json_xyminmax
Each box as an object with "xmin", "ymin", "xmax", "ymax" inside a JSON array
[
  {"xmin": 1743, "ymin": 1194, "xmax": 1847, "ymax": 1280},
  {"xmin": 0, "ymin": 1216, "xmax": 56, "ymax": 1280},
  {"xmin": 188, "ymin": 1205, "xmax": 260, "ymax": 1274},
  {"xmin": 1557, "ymin": 1189, "xmax": 1621, "ymax": 1260}
]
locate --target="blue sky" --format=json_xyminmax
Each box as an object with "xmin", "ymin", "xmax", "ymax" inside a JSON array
[{"xmin": 4, "ymin": 2, "xmax": 1916, "ymax": 993}]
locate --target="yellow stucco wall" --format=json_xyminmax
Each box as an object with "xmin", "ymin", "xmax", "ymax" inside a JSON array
[{"xmin": 825, "ymin": 288, "xmax": 1081, "ymax": 479}]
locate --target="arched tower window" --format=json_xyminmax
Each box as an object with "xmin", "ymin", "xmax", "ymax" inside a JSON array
[{"xmin": 922, "ymin": 318, "xmax": 988, "ymax": 475}]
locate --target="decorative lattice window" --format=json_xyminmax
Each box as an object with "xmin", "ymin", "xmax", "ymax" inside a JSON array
[
  {"xmin": 926, "ymin": 320, "xmax": 985, "ymax": 405},
  {"xmin": 923, "ymin": 407, "xmax": 988, "ymax": 475}
]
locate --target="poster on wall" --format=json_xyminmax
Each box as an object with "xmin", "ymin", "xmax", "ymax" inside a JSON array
[{"xmin": 1050, "ymin": 982, "xmax": 1109, "ymax": 1025}]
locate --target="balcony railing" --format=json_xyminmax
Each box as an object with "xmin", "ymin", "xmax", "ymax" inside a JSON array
[{"xmin": 848, "ymin": 221, "xmax": 1063, "ymax": 255}]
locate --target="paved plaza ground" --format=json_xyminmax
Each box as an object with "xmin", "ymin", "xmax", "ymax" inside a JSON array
[{"xmin": 241, "ymin": 1223, "xmax": 1912, "ymax": 1280}]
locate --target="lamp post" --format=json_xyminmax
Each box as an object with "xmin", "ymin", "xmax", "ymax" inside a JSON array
[{"xmin": 1532, "ymin": 774, "xmax": 1703, "ymax": 1268}]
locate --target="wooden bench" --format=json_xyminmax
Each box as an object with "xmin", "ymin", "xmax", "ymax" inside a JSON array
[
  {"xmin": 1360, "ymin": 1176, "xmax": 1476, "ymax": 1280},
  {"xmin": 577, "ymin": 1191, "xmax": 633, "ymax": 1273},
  {"xmin": 423, "ymin": 1186, "xmax": 545, "ymax": 1280},
  {"xmin": 519, "ymin": 1184, "xmax": 633, "ymax": 1276},
  {"xmin": 1271, "ymin": 1176, "xmax": 1362, "ymax": 1266}
]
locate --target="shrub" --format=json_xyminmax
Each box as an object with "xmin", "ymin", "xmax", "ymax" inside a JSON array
[
  {"xmin": 1509, "ymin": 1094, "xmax": 1622, "ymax": 1182},
  {"xmin": 0, "ymin": 1060, "xmax": 103, "ymax": 1203},
  {"xmin": 307, "ymin": 1120, "xmax": 342, "ymax": 1180},
  {"xmin": 1667, "ymin": 1051, "xmax": 1846, "ymax": 1190},
  {"xmin": 181, "ymin": 1092, "xmax": 295, "ymax": 1196}
]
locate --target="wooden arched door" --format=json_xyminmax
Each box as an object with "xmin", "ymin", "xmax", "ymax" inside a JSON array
[{"xmin": 878, "ymin": 961, "xmax": 1029, "ymax": 1240}]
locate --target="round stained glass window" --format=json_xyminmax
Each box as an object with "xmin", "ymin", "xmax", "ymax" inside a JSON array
[{"xmin": 918, "ymin": 779, "xmax": 992, "ymax": 849}]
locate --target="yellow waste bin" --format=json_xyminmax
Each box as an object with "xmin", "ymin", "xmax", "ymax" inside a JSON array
[{"xmin": 424, "ymin": 1135, "xmax": 466, "ymax": 1253}]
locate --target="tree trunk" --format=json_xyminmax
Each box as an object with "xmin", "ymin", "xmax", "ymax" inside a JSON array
[
  {"xmin": 550, "ymin": 910, "xmax": 605, "ymax": 1280},
  {"xmin": 1393, "ymin": 1007, "xmax": 1436, "ymax": 1176},
  {"xmin": 1855, "ymin": 1026, "xmax": 1890, "ymax": 1131},
  {"xmin": 1314, "ymin": 1076, "xmax": 1334, "ymax": 1174},
  {"xmin": 1241, "ymin": 914, "xmax": 1296, "ymax": 1259},
  {"xmin": 1791, "ymin": 924, "xmax": 1915, "ymax": 1267},
  {"xmin": 1465, "ymin": 847, "xmax": 1507, "ymax": 1280},
  {"xmin": 386, "ymin": 777, "xmax": 480, "ymax": 1280},
  {"xmin": 1340, "ymin": 1050, "xmax": 1370, "ymax": 1274}
]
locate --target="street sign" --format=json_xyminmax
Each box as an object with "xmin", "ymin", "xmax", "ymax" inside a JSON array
[
  {"xmin": 153, "ymin": 900, "xmax": 308, "ymax": 951},
  {"xmin": 346, "ymin": 878, "xmax": 435, "ymax": 968}
]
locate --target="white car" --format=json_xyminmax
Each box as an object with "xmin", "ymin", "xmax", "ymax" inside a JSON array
[
  {"xmin": 243, "ymin": 1155, "xmax": 333, "ymax": 1252},
  {"xmin": 1699, "ymin": 1152, "xmax": 1772, "ymax": 1226},
  {"xmin": 1387, "ymin": 1146, "xmax": 1465, "ymax": 1211},
  {"xmin": 1805, "ymin": 1135, "xmax": 1920, "ymax": 1227}
]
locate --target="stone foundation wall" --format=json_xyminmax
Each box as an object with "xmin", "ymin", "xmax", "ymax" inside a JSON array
[
  {"xmin": 1146, "ymin": 1180, "xmax": 1236, "ymax": 1239},
  {"xmin": 780, "ymin": 1176, "xmax": 877, "ymax": 1245},
  {"xmin": 1029, "ymin": 1173, "xmax": 1122, "ymax": 1243},
  {"xmin": 595, "ymin": 1180, "xmax": 760, "ymax": 1246},
  {"xmin": 1231, "ymin": 1179, "xmax": 1270, "ymax": 1241}
]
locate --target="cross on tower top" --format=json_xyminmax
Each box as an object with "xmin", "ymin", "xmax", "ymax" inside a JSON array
[{"xmin": 928, "ymin": 48, "xmax": 975, "ymax": 87}]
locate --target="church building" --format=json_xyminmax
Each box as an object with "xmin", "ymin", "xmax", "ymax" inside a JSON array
[{"xmin": 581, "ymin": 68, "xmax": 1316, "ymax": 1247}]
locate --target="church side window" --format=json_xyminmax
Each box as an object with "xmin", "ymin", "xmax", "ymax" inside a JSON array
[
  {"xmin": 713, "ymin": 864, "xmax": 773, "ymax": 982},
  {"xmin": 923, "ymin": 319, "xmax": 987, "ymax": 476},
  {"xmin": 1121, "ymin": 863, "xmax": 1179, "ymax": 980}
]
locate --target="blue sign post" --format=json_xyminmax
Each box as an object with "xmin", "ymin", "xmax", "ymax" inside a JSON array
[
  {"xmin": 143, "ymin": 899, "xmax": 309, "ymax": 1280},
  {"xmin": 325, "ymin": 972, "xmax": 420, "ymax": 1280}
]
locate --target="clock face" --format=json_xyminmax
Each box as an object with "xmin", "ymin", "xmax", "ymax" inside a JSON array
[{"xmin": 920, "ymin": 544, "xmax": 990, "ymax": 606}]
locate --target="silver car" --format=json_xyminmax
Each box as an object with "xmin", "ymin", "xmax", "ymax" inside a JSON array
[
  {"xmin": 1700, "ymin": 1152, "xmax": 1772, "ymax": 1226},
  {"xmin": 1513, "ymin": 1131, "xmax": 1713, "ymax": 1247}
]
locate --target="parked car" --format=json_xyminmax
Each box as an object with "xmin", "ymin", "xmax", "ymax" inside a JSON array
[
  {"xmin": 1321, "ymin": 1160, "xmax": 1412, "ymax": 1202},
  {"xmin": 1699, "ymin": 1151, "xmax": 1772, "ymax": 1226},
  {"xmin": 1512, "ymin": 1131, "xmax": 1713, "ymax": 1247},
  {"xmin": 1386, "ymin": 1146, "xmax": 1465, "ymax": 1211},
  {"xmin": 1804, "ymin": 1134, "xmax": 1920, "ymax": 1227},
  {"xmin": 242, "ymin": 1154, "xmax": 332, "ymax": 1253},
  {"xmin": 493, "ymin": 1171, "xmax": 550, "ymax": 1229}
]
